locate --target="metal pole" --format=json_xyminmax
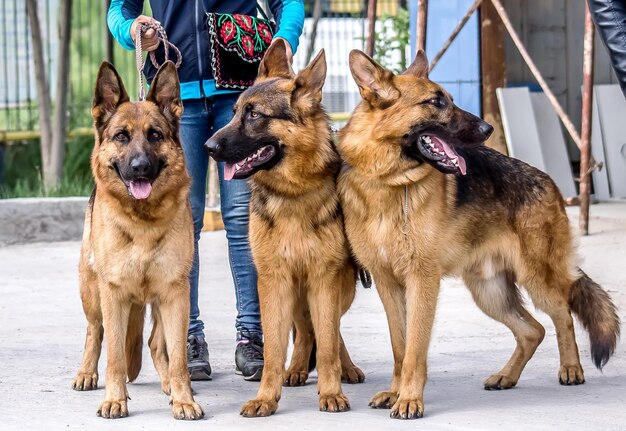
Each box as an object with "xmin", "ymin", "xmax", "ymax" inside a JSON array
[
  {"xmin": 365, "ymin": 0, "xmax": 377, "ymax": 57},
  {"xmin": 490, "ymin": 0, "xmax": 590, "ymax": 159},
  {"xmin": 580, "ymin": 3, "xmax": 595, "ymax": 235},
  {"xmin": 104, "ymin": 0, "xmax": 114, "ymax": 63},
  {"xmin": 430, "ymin": 0, "xmax": 482, "ymax": 71},
  {"xmin": 417, "ymin": 0, "xmax": 428, "ymax": 52}
]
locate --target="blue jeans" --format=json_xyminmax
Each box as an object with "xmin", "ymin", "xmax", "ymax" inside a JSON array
[{"xmin": 179, "ymin": 95, "xmax": 261, "ymax": 337}]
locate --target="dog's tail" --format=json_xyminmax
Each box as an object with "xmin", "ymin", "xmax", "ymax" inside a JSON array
[
  {"xmin": 569, "ymin": 269, "xmax": 620, "ymax": 369},
  {"xmin": 126, "ymin": 304, "xmax": 146, "ymax": 382}
]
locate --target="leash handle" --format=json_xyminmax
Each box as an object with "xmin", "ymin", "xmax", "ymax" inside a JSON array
[{"xmin": 135, "ymin": 23, "xmax": 182, "ymax": 101}]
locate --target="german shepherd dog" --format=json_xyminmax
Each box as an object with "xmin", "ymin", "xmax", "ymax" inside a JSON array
[
  {"xmin": 71, "ymin": 61, "xmax": 203, "ymax": 420},
  {"xmin": 205, "ymin": 40, "xmax": 364, "ymax": 417},
  {"xmin": 337, "ymin": 50, "xmax": 620, "ymax": 419}
]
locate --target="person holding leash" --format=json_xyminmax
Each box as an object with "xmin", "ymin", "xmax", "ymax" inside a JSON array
[{"xmin": 107, "ymin": 0, "xmax": 304, "ymax": 381}]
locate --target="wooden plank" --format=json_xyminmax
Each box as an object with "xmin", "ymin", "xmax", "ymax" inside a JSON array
[
  {"xmin": 497, "ymin": 87, "xmax": 545, "ymax": 169},
  {"xmin": 590, "ymin": 87, "xmax": 611, "ymax": 200},
  {"xmin": 595, "ymin": 85, "xmax": 626, "ymax": 198},
  {"xmin": 579, "ymin": 3, "xmax": 595, "ymax": 235},
  {"xmin": 530, "ymin": 93, "xmax": 577, "ymax": 198},
  {"xmin": 480, "ymin": 0, "xmax": 507, "ymax": 154},
  {"xmin": 497, "ymin": 87, "xmax": 577, "ymax": 198}
]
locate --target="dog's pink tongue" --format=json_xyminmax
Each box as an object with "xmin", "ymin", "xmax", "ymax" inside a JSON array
[
  {"xmin": 457, "ymin": 156, "xmax": 467, "ymax": 175},
  {"xmin": 129, "ymin": 180, "xmax": 152, "ymax": 199},
  {"xmin": 431, "ymin": 136, "xmax": 467, "ymax": 176},
  {"xmin": 224, "ymin": 163, "xmax": 237, "ymax": 181}
]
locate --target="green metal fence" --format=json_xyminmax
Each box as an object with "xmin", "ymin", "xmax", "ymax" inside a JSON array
[{"xmin": 0, "ymin": 0, "xmax": 147, "ymax": 139}]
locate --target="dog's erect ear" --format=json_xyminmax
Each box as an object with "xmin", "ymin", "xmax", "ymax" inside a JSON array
[
  {"xmin": 92, "ymin": 61, "xmax": 130, "ymax": 127},
  {"xmin": 349, "ymin": 50, "xmax": 399, "ymax": 108},
  {"xmin": 403, "ymin": 49, "xmax": 429, "ymax": 78},
  {"xmin": 292, "ymin": 48, "xmax": 326, "ymax": 113},
  {"xmin": 147, "ymin": 61, "xmax": 183, "ymax": 120},
  {"xmin": 258, "ymin": 38, "xmax": 294, "ymax": 80}
]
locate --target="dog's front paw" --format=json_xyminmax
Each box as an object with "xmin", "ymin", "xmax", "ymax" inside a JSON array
[
  {"xmin": 390, "ymin": 397, "xmax": 423, "ymax": 420},
  {"xmin": 342, "ymin": 364, "xmax": 365, "ymax": 384},
  {"xmin": 172, "ymin": 400, "xmax": 204, "ymax": 420},
  {"xmin": 319, "ymin": 394, "xmax": 350, "ymax": 412},
  {"xmin": 484, "ymin": 373, "xmax": 517, "ymax": 390},
  {"xmin": 368, "ymin": 390, "xmax": 398, "ymax": 409},
  {"xmin": 283, "ymin": 369, "xmax": 308, "ymax": 386},
  {"xmin": 72, "ymin": 372, "xmax": 98, "ymax": 391},
  {"xmin": 240, "ymin": 399, "xmax": 278, "ymax": 417},
  {"xmin": 97, "ymin": 400, "xmax": 128, "ymax": 419},
  {"xmin": 558, "ymin": 364, "xmax": 585, "ymax": 385}
]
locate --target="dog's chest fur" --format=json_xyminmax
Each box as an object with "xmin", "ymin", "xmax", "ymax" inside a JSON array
[
  {"xmin": 339, "ymin": 168, "xmax": 449, "ymax": 278},
  {"xmin": 88, "ymin": 195, "xmax": 193, "ymax": 301},
  {"xmin": 249, "ymin": 182, "xmax": 348, "ymax": 277}
]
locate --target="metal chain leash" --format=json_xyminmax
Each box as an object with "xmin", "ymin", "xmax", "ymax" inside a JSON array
[{"xmin": 135, "ymin": 23, "xmax": 182, "ymax": 101}]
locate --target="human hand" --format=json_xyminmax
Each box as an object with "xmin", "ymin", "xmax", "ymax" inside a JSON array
[
  {"xmin": 272, "ymin": 37, "xmax": 293, "ymax": 64},
  {"xmin": 130, "ymin": 15, "xmax": 160, "ymax": 51}
]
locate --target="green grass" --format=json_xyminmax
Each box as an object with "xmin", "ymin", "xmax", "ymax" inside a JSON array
[
  {"xmin": 0, "ymin": 174, "xmax": 93, "ymax": 199},
  {"xmin": 0, "ymin": 136, "xmax": 94, "ymax": 199}
]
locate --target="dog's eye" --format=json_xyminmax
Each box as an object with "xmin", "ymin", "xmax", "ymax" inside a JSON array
[
  {"xmin": 429, "ymin": 98, "xmax": 447, "ymax": 109},
  {"xmin": 148, "ymin": 130, "xmax": 163, "ymax": 143},
  {"xmin": 249, "ymin": 110, "xmax": 259, "ymax": 119},
  {"xmin": 114, "ymin": 132, "xmax": 128, "ymax": 142}
]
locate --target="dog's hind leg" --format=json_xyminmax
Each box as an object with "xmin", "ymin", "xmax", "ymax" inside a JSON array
[
  {"xmin": 464, "ymin": 270, "xmax": 545, "ymax": 390},
  {"xmin": 72, "ymin": 268, "xmax": 104, "ymax": 391},
  {"xmin": 284, "ymin": 299, "xmax": 314, "ymax": 387},
  {"xmin": 149, "ymin": 305, "xmax": 170, "ymax": 395},
  {"xmin": 518, "ymin": 203, "xmax": 585, "ymax": 385},
  {"xmin": 368, "ymin": 270, "xmax": 405, "ymax": 409},
  {"xmin": 339, "ymin": 333, "xmax": 365, "ymax": 383},
  {"xmin": 339, "ymin": 266, "xmax": 365, "ymax": 384},
  {"xmin": 524, "ymin": 274, "xmax": 585, "ymax": 385}
]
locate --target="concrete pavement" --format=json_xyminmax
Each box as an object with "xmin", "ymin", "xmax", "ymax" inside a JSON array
[{"xmin": 0, "ymin": 202, "xmax": 625, "ymax": 430}]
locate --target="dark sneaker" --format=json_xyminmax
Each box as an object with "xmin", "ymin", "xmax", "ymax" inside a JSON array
[
  {"xmin": 187, "ymin": 334, "xmax": 212, "ymax": 381},
  {"xmin": 235, "ymin": 330, "xmax": 264, "ymax": 381}
]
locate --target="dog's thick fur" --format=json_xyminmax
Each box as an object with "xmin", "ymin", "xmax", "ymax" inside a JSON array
[
  {"xmin": 206, "ymin": 40, "xmax": 364, "ymax": 417},
  {"xmin": 337, "ymin": 50, "xmax": 620, "ymax": 419},
  {"xmin": 71, "ymin": 62, "xmax": 203, "ymax": 420}
]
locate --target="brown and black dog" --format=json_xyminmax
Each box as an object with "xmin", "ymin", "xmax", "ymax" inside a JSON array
[
  {"xmin": 205, "ymin": 40, "xmax": 364, "ymax": 417},
  {"xmin": 71, "ymin": 61, "xmax": 203, "ymax": 420},
  {"xmin": 337, "ymin": 49, "xmax": 620, "ymax": 419}
]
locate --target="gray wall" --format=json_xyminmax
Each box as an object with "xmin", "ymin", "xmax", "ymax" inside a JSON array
[{"xmin": 503, "ymin": 0, "xmax": 618, "ymax": 160}]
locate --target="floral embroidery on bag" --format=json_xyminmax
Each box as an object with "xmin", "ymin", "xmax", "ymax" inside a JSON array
[
  {"xmin": 207, "ymin": 12, "xmax": 276, "ymax": 89},
  {"xmin": 220, "ymin": 20, "xmax": 236, "ymax": 44},
  {"xmin": 214, "ymin": 13, "xmax": 274, "ymax": 61}
]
